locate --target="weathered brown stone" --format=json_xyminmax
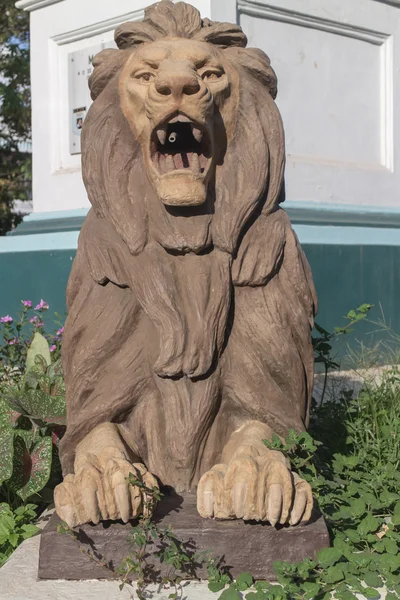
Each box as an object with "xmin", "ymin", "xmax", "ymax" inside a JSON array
[
  {"xmin": 39, "ymin": 494, "xmax": 329, "ymax": 581},
  {"xmin": 54, "ymin": 0, "xmax": 319, "ymax": 532}
]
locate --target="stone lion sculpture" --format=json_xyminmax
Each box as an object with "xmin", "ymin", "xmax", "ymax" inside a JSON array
[{"xmin": 54, "ymin": 0, "xmax": 317, "ymax": 530}]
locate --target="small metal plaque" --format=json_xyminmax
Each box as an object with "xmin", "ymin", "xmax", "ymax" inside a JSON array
[{"xmin": 68, "ymin": 42, "xmax": 114, "ymax": 155}]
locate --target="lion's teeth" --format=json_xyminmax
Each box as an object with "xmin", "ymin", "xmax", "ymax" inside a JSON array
[
  {"xmin": 166, "ymin": 154, "xmax": 174, "ymax": 172},
  {"xmin": 191, "ymin": 125, "xmax": 203, "ymax": 143},
  {"xmin": 191, "ymin": 152, "xmax": 200, "ymax": 173},
  {"xmin": 157, "ymin": 128, "xmax": 167, "ymax": 145}
]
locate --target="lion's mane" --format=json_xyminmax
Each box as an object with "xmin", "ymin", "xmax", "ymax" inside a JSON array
[{"xmin": 60, "ymin": 1, "xmax": 317, "ymax": 482}]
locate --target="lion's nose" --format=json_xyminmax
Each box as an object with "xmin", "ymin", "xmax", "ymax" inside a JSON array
[{"xmin": 155, "ymin": 73, "xmax": 201, "ymax": 99}]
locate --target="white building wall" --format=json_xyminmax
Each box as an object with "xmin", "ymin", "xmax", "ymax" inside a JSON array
[{"xmin": 17, "ymin": 0, "xmax": 400, "ymax": 214}]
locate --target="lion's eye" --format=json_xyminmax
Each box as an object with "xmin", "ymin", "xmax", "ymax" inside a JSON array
[
  {"xmin": 134, "ymin": 72, "xmax": 155, "ymax": 83},
  {"xmin": 202, "ymin": 70, "xmax": 223, "ymax": 82}
]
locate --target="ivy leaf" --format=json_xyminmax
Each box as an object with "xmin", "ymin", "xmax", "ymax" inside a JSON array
[
  {"xmin": 384, "ymin": 538, "xmax": 398, "ymax": 555},
  {"xmin": 357, "ymin": 513, "xmax": 379, "ymax": 535},
  {"xmin": 246, "ymin": 593, "xmax": 265, "ymax": 600},
  {"xmin": 363, "ymin": 572, "xmax": 382, "ymax": 588},
  {"xmin": 20, "ymin": 523, "xmax": 39, "ymax": 538},
  {"xmin": 363, "ymin": 588, "xmax": 381, "ymax": 600},
  {"xmin": 316, "ymin": 546, "xmax": 342, "ymax": 568},
  {"xmin": 302, "ymin": 582, "xmax": 321, "ymax": 598},
  {"xmin": 8, "ymin": 434, "xmax": 53, "ymax": 501},
  {"xmin": 349, "ymin": 498, "xmax": 366, "ymax": 518},
  {"xmin": 392, "ymin": 514, "xmax": 400, "ymax": 527},
  {"xmin": 208, "ymin": 581, "xmax": 226, "ymax": 593},
  {"xmin": 322, "ymin": 565, "xmax": 344, "ymax": 584},
  {"xmin": 352, "ymin": 552, "xmax": 372, "ymax": 568},
  {"xmin": 7, "ymin": 532, "xmax": 19, "ymax": 548},
  {"xmin": 0, "ymin": 514, "xmax": 15, "ymax": 535},
  {"xmin": 236, "ymin": 572, "xmax": 253, "ymax": 591},
  {"xmin": 345, "ymin": 528, "xmax": 361, "ymax": 543},
  {"xmin": 219, "ymin": 585, "xmax": 242, "ymax": 600}
]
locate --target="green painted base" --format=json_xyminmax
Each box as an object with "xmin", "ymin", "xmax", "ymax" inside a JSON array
[
  {"xmin": 2, "ymin": 203, "xmax": 400, "ymax": 365},
  {"xmin": 0, "ymin": 250, "xmax": 72, "ymax": 327},
  {"xmin": 1, "ymin": 243, "xmax": 398, "ymax": 364}
]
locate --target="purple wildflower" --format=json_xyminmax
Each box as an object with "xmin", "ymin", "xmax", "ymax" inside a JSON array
[
  {"xmin": 49, "ymin": 344, "xmax": 57, "ymax": 352},
  {"xmin": 35, "ymin": 299, "xmax": 49, "ymax": 311},
  {"xmin": 9, "ymin": 338, "xmax": 18, "ymax": 346},
  {"xmin": 22, "ymin": 300, "xmax": 32, "ymax": 308},
  {"xmin": 0, "ymin": 315, "xmax": 13, "ymax": 324},
  {"xmin": 56, "ymin": 327, "xmax": 64, "ymax": 336},
  {"xmin": 30, "ymin": 316, "xmax": 44, "ymax": 326}
]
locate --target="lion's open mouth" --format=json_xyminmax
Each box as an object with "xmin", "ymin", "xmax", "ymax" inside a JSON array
[{"xmin": 151, "ymin": 115, "xmax": 211, "ymax": 176}]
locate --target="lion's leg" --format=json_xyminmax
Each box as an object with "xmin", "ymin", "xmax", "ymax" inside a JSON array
[
  {"xmin": 54, "ymin": 423, "xmax": 158, "ymax": 528},
  {"xmin": 197, "ymin": 420, "xmax": 313, "ymax": 526}
]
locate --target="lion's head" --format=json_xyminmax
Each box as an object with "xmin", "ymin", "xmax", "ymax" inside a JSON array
[{"xmin": 82, "ymin": 0, "xmax": 285, "ymax": 256}]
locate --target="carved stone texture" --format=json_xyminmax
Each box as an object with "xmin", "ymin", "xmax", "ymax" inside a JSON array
[
  {"xmin": 54, "ymin": 0, "xmax": 318, "ymax": 531},
  {"xmin": 40, "ymin": 494, "xmax": 329, "ymax": 581}
]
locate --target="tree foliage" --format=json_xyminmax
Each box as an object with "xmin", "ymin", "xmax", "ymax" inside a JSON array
[{"xmin": 0, "ymin": 0, "xmax": 31, "ymax": 235}]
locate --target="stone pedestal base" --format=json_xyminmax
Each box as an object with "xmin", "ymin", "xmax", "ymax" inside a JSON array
[{"xmin": 39, "ymin": 493, "xmax": 329, "ymax": 581}]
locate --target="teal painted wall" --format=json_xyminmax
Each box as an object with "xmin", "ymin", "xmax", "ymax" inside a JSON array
[
  {"xmin": 1, "ymin": 242, "xmax": 399, "ymax": 362},
  {"xmin": 0, "ymin": 250, "xmax": 73, "ymax": 326},
  {"xmin": 304, "ymin": 244, "xmax": 400, "ymax": 363}
]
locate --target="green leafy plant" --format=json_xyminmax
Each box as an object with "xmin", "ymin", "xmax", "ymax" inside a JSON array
[
  {"xmin": 259, "ymin": 369, "xmax": 400, "ymax": 599},
  {"xmin": 0, "ymin": 502, "xmax": 39, "ymax": 567},
  {"xmin": 313, "ymin": 304, "xmax": 373, "ymax": 405},
  {"xmin": 0, "ymin": 332, "xmax": 65, "ymax": 509}
]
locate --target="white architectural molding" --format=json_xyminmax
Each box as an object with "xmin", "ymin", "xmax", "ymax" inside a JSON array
[
  {"xmin": 381, "ymin": 34, "xmax": 394, "ymax": 171},
  {"xmin": 15, "ymin": 0, "xmax": 63, "ymax": 11},
  {"xmin": 237, "ymin": 0, "xmax": 388, "ymax": 44},
  {"xmin": 238, "ymin": 0, "xmax": 398, "ymax": 208},
  {"xmin": 52, "ymin": 9, "xmax": 145, "ymax": 45}
]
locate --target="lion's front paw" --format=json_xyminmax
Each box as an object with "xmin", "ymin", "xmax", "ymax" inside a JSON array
[
  {"xmin": 54, "ymin": 455, "xmax": 158, "ymax": 528},
  {"xmin": 197, "ymin": 453, "xmax": 313, "ymax": 526}
]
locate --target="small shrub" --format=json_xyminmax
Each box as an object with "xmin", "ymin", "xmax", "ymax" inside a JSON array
[{"xmin": 0, "ymin": 503, "xmax": 39, "ymax": 567}]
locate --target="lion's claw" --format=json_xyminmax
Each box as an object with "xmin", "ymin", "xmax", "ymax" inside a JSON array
[
  {"xmin": 197, "ymin": 454, "xmax": 313, "ymax": 526},
  {"xmin": 54, "ymin": 457, "xmax": 158, "ymax": 528}
]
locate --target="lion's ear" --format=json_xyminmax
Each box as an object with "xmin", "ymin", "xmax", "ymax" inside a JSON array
[
  {"xmin": 194, "ymin": 21, "xmax": 247, "ymax": 48},
  {"xmin": 224, "ymin": 46, "xmax": 278, "ymax": 98},
  {"xmin": 89, "ymin": 49, "xmax": 130, "ymax": 101},
  {"xmin": 115, "ymin": 22, "xmax": 163, "ymax": 49}
]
